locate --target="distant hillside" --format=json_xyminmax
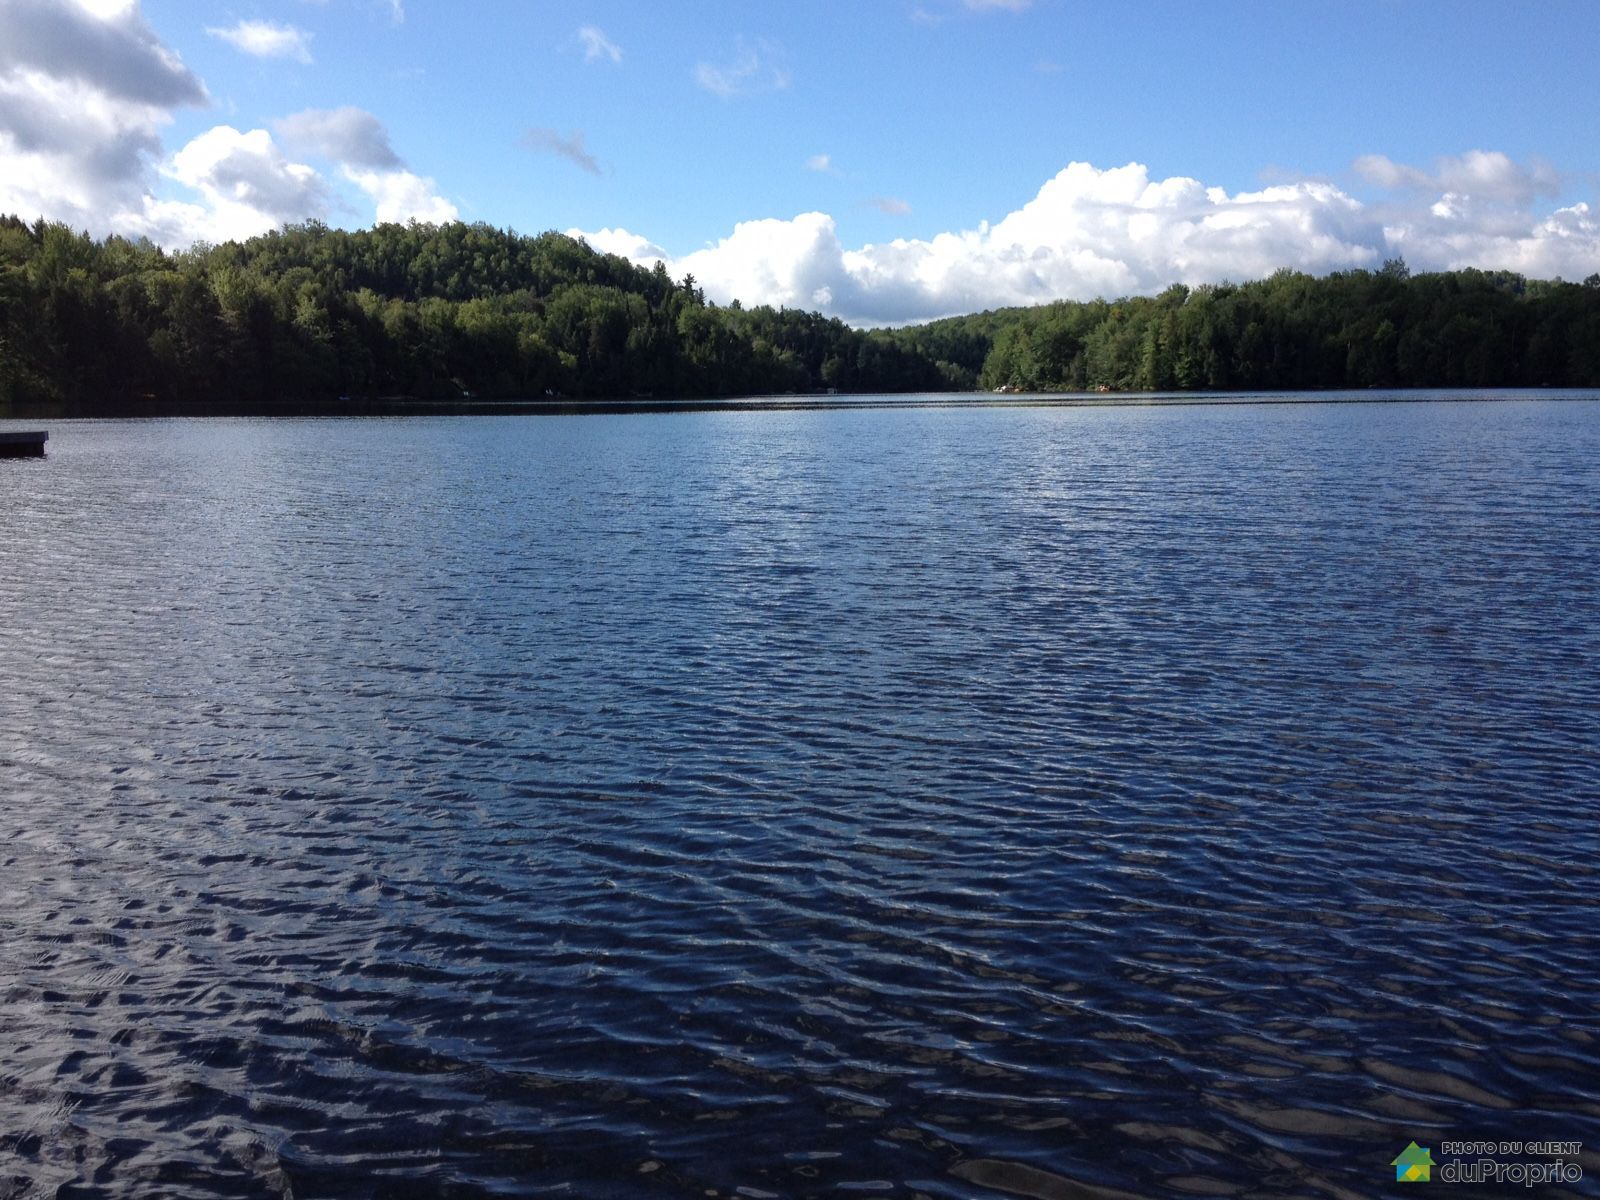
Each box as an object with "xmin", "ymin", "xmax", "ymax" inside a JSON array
[
  {"xmin": 883, "ymin": 263, "xmax": 1600, "ymax": 391},
  {"xmin": 3, "ymin": 215, "xmax": 1598, "ymax": 409},
  {"xmin": 0, "ymin": 216, "xmax": 957, "ymax": 407}
]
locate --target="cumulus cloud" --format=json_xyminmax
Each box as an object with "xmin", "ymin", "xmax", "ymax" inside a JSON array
[
  {"xmin": 1355, "ymin": 149, "xmax": 1561, "ymax": 208},
  {"xmin": 1347, "ymin": 150, "xmax": 1591, "ymax": 278},
  {"xmin": 276, "ymin": 106, "xmax": 401, "ymax": 169},
  {"xmin": 273, "ymin": 106, "xmax": 455, "ymax": 224},
  {"xmin": 343, "ymin": 168, "xmax": 457, "ymax": 224},
  {"xmin": 570, "ymin": 226, "xmax": 669, "ymax": 263},
  {"xmin": 694, "ymin": 38, "xmax": 790, "ymax": 98},
  {"xmin": 206, "ymin": 19, "xmax": 314, "ymax": 64},
  {"xmin": 158, "ymin": 125, "xmax": 327, "ymax": 241},
  {"xmin": 521, "ymin": 128, "xmax": 601, "ymax": 175},
  {"xmin": 575, "ymin": 157, "xmax": 1600, "ymax": 326},
  {"xmin": 678, "ymin": 213, "xmax": 846, "ymax": 313},
  {"xmin": 0, "ymin": 1, "xmax": 456, "ymax": 245},
  {"xmin": 1382, "ymin": 200, "xmax": 1599, "ymax": 280},
  {"xmin": 577, "ymin": 25, "xmax": 622, "ymax": 64},
  {"xmin": 0, "ymin": 0, "xmax": 206, "ymax": 233},
  {"xmin": 0, "ymin": 0, "xmax": 205, "ymax": 106}
]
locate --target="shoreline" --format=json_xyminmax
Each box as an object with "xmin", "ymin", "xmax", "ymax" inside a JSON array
[{"xmin": 3, "ymin": 387, "xmax": 1598, "ymax": 422}]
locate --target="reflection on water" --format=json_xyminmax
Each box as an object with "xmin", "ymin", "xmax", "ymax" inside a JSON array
[{"xmin": 2, "ymin": 398, "xmax": 1597, "ymax": 1198}]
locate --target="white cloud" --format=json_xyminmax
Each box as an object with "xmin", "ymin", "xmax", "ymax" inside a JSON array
[
  {"xmin": 806, "ymin": 153, "xmax": 838, "ymax": 174},
  {"xmin": 677, "ymin": 213, "xmax": 845, "ymax": 309},
  {"xmin": 1354, "ymin": 154, "xmax": 1439, "ymax": 193},
  {"xmin": 206, "ymin": 19, "xmax": 313, "ymax": 64},
  {"xmin": 0, "ymin": 0, "xmax": 206, "ymax": 233},
  {"xmin": 965, "ymin": 0, "xmax": 1033, "ymax": 9},
  {"xmin": 575, "ymin": 157, "xmax": 1600, "ymax": 326},
  {"xmin": 570, "ymin": 227, "xmax": 669, "ymax": 263},
  {"xmin": 155, "ymin": 125, "xmax": 327, "ymax": 242},
  {"xmin": 0, "ymin": 1, "xmax": 458, "ymax": 246},
  {"xmin": 577, "ymin": 25, "xmax": 622, "ymax": 64},
  {"xmin": 1355, "ymin": 149, "xmax": 1561, "ymax": 208},
  {"xmin": 383, "ymin": 0, "xmax": 404, "ymax": 24},
  {"xmin": 521, "ymin": 128, "xmax": 600, "ymax": 175},
  {"xmin": 870, "ymin": 196, "xmax": 912, "ymax": 216},
  {"xmin": 1383, "ymin": 200, "xmax": 1599, "ymax": 280},
  {"xmin": 275, "ymin": 107, "xmax": 458, "ymax": 226},
  {"xmin": 276, "ymin": 106, "xmax": 401, "ymax": 168},
  {"xmin": 343, "ymin": 166, "xmax": 457, "ymax": 224},
  {"xmin": 0, "ymin": 0, "xmax": 205, "ymax": 105},
  {"xmin": 694, "ymin": 38, "xmax": 790, "ymax": 98}
]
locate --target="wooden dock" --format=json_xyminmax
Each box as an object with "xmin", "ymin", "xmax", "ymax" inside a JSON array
[{"xmin": 0, "ymin": 431, "xmax": 48, "ymax": 457}]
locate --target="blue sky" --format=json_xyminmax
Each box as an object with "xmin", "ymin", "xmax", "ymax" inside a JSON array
[{"xmin": 4, "ymin": 0, "xmax": 1598, "ymax": 322}]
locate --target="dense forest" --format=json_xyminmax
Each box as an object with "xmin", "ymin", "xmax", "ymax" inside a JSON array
[
  {"xmin": 0, "ymin": 216, "xmax": 957, "ymax": 407},
  {"xmin": 887, "ymin": 263, "xmax": 1600, "ymax": 392},
  {"xmin": 2, "ymin": 214, "xmax": 1598, "ymax": 408}
]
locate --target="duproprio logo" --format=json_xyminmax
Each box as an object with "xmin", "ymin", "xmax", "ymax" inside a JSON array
[{"xmin": 1392, "ymin": 1142, "xmax": 1436, "ymax": 1182}]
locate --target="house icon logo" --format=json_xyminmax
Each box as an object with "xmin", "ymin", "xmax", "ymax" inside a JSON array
[{"xmin": 1392, "ymin": 1142, "xmax": 1436, "ymax": 1182}]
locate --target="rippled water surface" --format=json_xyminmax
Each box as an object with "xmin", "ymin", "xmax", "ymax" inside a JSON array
[{"xmin": 3, "ymin": 397, "xmax": 1598, "ymax": 1199}]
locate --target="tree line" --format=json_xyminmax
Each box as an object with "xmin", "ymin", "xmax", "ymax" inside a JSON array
[
  {"xmin": 885, "ymin": 261, "xmax": 1600, "ymax": 392},
  {"xmin": 0, "ymin": 216, "xmax": 956, "ymax": 407},
  {"xmin": 3, "ymin": 214, "xmax": 1597, "ymax": 409}
]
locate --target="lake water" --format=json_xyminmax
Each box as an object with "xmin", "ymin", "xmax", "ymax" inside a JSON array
[{"xmin": 2, "ymin": 395, "xmax": 1597, "ymax": 1198}]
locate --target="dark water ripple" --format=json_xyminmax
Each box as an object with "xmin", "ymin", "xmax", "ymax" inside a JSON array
[{"xmin": 2, "ymin": 397, "xmax": 1598, "ymax": 1199}]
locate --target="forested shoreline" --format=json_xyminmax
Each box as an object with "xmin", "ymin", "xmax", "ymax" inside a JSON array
[
  {"xmin": 2, "ymin": 214, "xmax": 1598, "ymax": 410},
  {"xmin": 891, "ymin": 262, "xmax": 1600, "ymax": 392}
]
